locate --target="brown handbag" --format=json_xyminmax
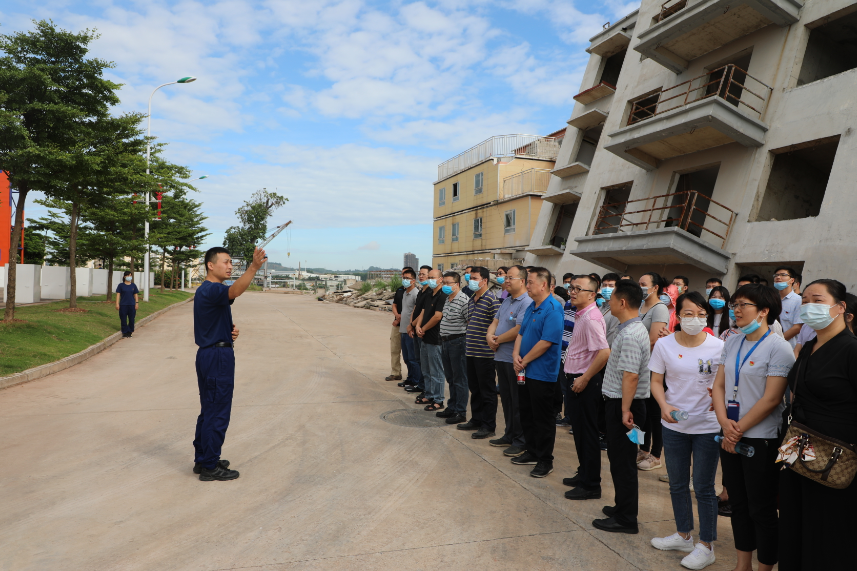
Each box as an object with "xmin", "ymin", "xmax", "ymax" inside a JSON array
[{"xmin": 780, "ymin": 351, "xmax": 857, "ymax": 489}]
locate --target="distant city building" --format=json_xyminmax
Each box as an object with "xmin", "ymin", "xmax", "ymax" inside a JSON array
[
  {"xmin": 368, "ymin": 270, "xmax": 398, "ymax": 281},
  {"xmin": 403, "ymin": 252, "xmax": 418, "ymax": 270}
]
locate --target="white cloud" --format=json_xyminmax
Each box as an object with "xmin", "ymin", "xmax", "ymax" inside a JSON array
[{"xmin": 357, "ymin": 241, "xmax": 380, "ymax": 250}]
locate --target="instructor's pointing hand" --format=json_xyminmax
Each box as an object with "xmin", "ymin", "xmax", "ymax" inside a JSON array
[{"xmin": 251, "ymin": 246, "xmax": 268, "ymax": 269}]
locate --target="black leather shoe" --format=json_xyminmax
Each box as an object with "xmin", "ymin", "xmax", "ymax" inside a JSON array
[
  {"xmin": 599, "ymin": 434, "xmax": 608, "ymax": 451},
  {"xmin": 489, "ymin": 437, "xmax": 512, "ymax": 447},
  {"xmin": 199, "ymin": 465, "xmax": 240, "ymax": 481},
  {"xmin": 472, "ymin": 428, "xmax": 495, "ymax": 439},
  {"xmin": 530, "ymin": 461, "xmax": 553, "ymax": 478},
  {"xmin": 565, "ymin": 487, "xmax": 601, "ymax": 500},
  {"xmin": 511, "ymin": 451, "xmax": 538, "ymax": 465},
  {"xmin": 445, "ymin": 413, "xmax": 466, "ymax": 424},
  {"xmin": 602, "ymin": 505, "xmax": 616, "ymax": 517},
  {"xmin": 592, "ymin": 517, "xmax": 638, "ymax": 534},
  {"xmin": 456, "ymin": 420, "xmax": 481, "ymax": 431},
  {"xmin": 397, "ymin": 381, "xmax": 416, "ymax": 387},
  {"xmin": 503, "ymin": 445, "xmax": 526, "ymax": 457},
  {"xmin": 193, "ymin": 459, "xmax": 230, "ymax": 474},
  {"xmin": 562, "ymin": 473, "xmax": 582, "ymax": 487},
  {"xmin": 404, "ymin": 386, "xmax": 423, "ymax": 393},
  {"xmin": 436, "ymin": 409, "xmax": 455, "ymax": 418}
]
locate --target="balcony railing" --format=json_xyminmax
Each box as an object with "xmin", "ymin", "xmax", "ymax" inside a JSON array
[
  {"xmin": 592, "ymin": 190, "xmax": 736, "ymax": 248},
  {"xmin": 437, "ymin": 135, "xmax": 560, "ymax": 182},
  {"xmin": 502, "ymin": 168, "xmax": 552, "ymax": 200},
  {"xmin": 657, "ymin": 0, "xmax": 687, "ymax": 22},
  {"xmin": 628, "ymin": 64, "xmax": 772, "ymax": 126}
]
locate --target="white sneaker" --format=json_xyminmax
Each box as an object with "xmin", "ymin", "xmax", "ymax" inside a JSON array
[
  {"xmin": 681, "ymin": 543, "xmax": 716, "ymax": 569},
  {"xmin": 650, "ymin": 533, "xmax": 695, "ymax": 552}
]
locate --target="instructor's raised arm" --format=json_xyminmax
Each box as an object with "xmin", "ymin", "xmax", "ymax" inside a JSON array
[{"xmin": 229, "ymin": 247, "xmax": 267, "ymax": 299}]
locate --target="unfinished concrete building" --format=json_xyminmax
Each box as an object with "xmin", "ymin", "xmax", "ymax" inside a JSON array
[{"xmin": 525, "ymin": 0, "xmax": 857, "ymax": 292}]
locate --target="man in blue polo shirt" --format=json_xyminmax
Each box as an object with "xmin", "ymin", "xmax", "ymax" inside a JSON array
[
  {"xmin": 192, "ymin": 245, "xmax": 266, "ymax": 482},
  {"xmin": 512, "ymin": 267, "xmax": 564, "ymax": 478}
]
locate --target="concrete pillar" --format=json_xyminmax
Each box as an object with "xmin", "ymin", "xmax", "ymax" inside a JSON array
[{"xmin": 75, "ymin": 267, "xmax": 94, "ymax": 297}]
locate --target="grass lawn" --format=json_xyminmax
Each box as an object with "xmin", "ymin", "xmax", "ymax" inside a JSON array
[{"xmin": 0, "ymin": 290, "xmax": 193, "ymax": 377}]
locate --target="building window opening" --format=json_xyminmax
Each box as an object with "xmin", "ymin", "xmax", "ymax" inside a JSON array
[
  {"xmin": 438, "ymin": 263, "xmax": 444, "ymax": 272},
  {"xmin": 473, "ymin": 217, "xmax": 483, "ymax": 239},
  {"xmin": 438, "ymin": 187, "xmax": 446, "ymax": 206},
  {"xmin": 438, "ymin": 225, "xmax": 445, "ymax": 244},
  {"xmin": 755, "ymin": 136, "xmax": 839, "ymax": 222},
  {"xmin": 451, "ymin": 222, "xmax": 459, "ymax": 242},
  {"xmin": 548, "ymin": 203, "xmax": 578, "ymax": 248},
  {"xmin": 665, "ymin": 165, "xmax": 720, "ymax": 238},
  {"xmin": 599, "ymin": 49, "xmax": 626, "ymax": 87},
  {"xmin": 592, "ymin": 183, "xmax": 633, "ymax": 234},
  {"xmin": 573, "ymin": 124, "xmax": 604, "ymax": 167},
  {"xmin": 798, "ymin": 10, "xmax": 857, "ymax": 87},
  {"xmin": 504, "ymin": 210, "xmax": 516, "ymax": 234},
  {"xmin": 474, "ymin": 172, "xmax": 483, "ymax": 195},
  {"xmin": 704, "ymin": 52, "xmax": 753, "ymax": 108},
  {"xmin": 452, "ymin": 182, "xmax": 460, "ymax": 202},
  {"xmin": 628, "ymin": 91, "xmax": 661, "ymax": 125}
]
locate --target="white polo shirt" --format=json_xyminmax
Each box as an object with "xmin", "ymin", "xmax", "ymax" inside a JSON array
[{"xmin": 779, "ymin": 291, "xmax": 804, "ymax": 348}]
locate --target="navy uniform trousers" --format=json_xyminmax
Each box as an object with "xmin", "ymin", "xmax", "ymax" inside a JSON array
[
  {"xmin": 193, "ymin": 345, "xmax": 235, "ymax": 469},
  {"xmin": 119, "ymin": 305, "xmax": 136, "ymax": 334}
]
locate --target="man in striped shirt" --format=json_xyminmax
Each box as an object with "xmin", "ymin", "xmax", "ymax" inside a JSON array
[
  {"xmin": 438, "ymin": 271, "xmax": 470, "ymax": 424},
  {"xmin": 458, "ymin": 266, "xmax": 501, "ymax": 439},
  {"xmin": 557, "ymin": 272, "xmax": 577, "ymax": 428}
]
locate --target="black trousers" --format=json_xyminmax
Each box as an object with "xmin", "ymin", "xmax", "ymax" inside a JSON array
[
  {"xmin": 779, "ymin": 465, "xmax": 857, "ymax": 570},
  {"xmin": 719, "ymin": 436, "xmax": 780, "ymax": 565},
  {"xmin": 518, "ymin": 377, "xmax": 562, "ymax": 463},
  {"xmin": 605, "ymin": 397, "xmax": 646, "ymax": 527},
  {"xmin": 119, "ymin": 305, "xmax": 136, "ymax": 334},
  {"xmin": 496, "ymin": 362, "xmax": 525, "ymax": 447},
  {"xmin": 467, "ymin": 356, "xmax": 497, "ymax": 431},
  {"xmin": 642, "ymin": 395, "xmax": 663, "ymax": 457},
  {"xmin": 568, "ymin": 371, "xmax": 604, "ymax": 491}
]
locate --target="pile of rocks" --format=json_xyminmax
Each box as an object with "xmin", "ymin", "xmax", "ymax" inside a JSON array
[{"xmin": 319, "ymin": 288, "xmax": 395, "ymax": 311}]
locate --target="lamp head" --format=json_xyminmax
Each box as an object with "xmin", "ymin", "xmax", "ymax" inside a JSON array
[{"xmin": 177, "ymin": 76, "xmax": 197, "ymax": 83}]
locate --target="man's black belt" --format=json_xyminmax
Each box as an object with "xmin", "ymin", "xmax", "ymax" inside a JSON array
[
  {"xmin": 213, "ymin": 341, "xmax": 233, "ymax": 348},
  {"xmin": 441, "ymin": 333, "xmax": 465, "ymax": 341}
]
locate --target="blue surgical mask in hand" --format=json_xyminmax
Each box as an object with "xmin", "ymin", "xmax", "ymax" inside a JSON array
[
  {"xmin": 774, "ymin": 281, "xmax": 789, "ymax": 291},
  {"xmin": 496, "ymin": 276, "xmax": 505, "ymax": 285},
  {"xmin": 464, "ymin": 273, "xmax": 471, "ymax": 282},
  {"xmin": 596, "ymin": 298, "xmax": 604, "ymax": 308},
  {"xmin": 601, "ymin": 287, "xmax": 613, "ymax": 300},
  {"xmin": 468, "ymin": 279, "xmax": 480, "ymax": 290},
  {"xmin": 401, "ymin": 279, "xmax": 411, "ymax": 288},
  {"xmin": 441, "ymin": 285, "xmax": 453, "ymax": 295},
  {"xmin": 626, "ymin": 425, "xmax": 646, "ymax": 445},
  {"xmin": 659, "ymin": 294, "xmax": 671, "ymax": 305},
  {"xmin": 709, "ymin": 298, "xmax": 726, "ymax": 310},
  {"xmin": 800, "ymin": 303, "xmax": 836, "ymax": 330},
  {"xmin": 427, "ymin": 279, "xmax": 437, "ymax": 289}
]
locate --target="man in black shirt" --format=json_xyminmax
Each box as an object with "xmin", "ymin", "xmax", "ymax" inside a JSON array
[
  {"xmin": 405, "ymin": 266, "xmax": 432, "ymax": 395},
  {"xmin": 416, "ymin": 269, "xmax": 448, "ymax": 410},
  {"xmin": 460, "ymin": 265, "xmax": 475, "ymax": 298}
]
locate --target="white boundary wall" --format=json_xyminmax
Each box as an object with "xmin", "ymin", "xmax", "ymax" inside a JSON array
[{"xmin": 1, "ymin": 264, "xmax": 41, "ymax": 304}]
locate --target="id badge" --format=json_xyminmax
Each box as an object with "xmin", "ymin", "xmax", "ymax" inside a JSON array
[{"xmin": 726, "ymin": 400, "xmax": 740, "ymax": 422}]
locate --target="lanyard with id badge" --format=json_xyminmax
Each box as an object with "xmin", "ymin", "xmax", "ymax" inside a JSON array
[{"xmin": 729, "ymin": 329, "xmax": 771, "ymax": 421}]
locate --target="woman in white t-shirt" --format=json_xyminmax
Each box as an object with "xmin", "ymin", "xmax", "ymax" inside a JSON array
[{"xmin": 649, "ymin": 291, "xmax": 724, "ymax": 570}]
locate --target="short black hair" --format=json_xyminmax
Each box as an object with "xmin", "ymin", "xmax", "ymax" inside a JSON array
[
  {"xmin": 471, "ymin": 266, "xmax": 490, "ymax": 280},
  {"xmin": 419, "ymin": 265, "xmax": 433, "ymax": 272},
  {"xmin": 402, "ymin": 268, "xmax": 416, "ymax": 279},
  {"xmin": 676, "ymin": 291, "xmax": 709, "ymax": 315},
  {"xmin": 442, "ymin": 271, "xmax": 460, "ymax": 284},
  {"xmin": 553, "ymin": 286, "xmax": 570, "ymax": 301},
  {"xmin": 709, "ymin": 285, "xmax": 731, "ymax": 302},
  {"xmin": 760, "ymin": 278, "xmax": 769, "ymax": 286},
  {"xmin": 737, "ymin": 274, "xmax": 761, "ymax": 285},
  {"xmin": 497, "ymin": 266, "xmax": 509, "ymax": 273},
  {"xmin": 562, "ymin": 272, "xmax": 574, "ymax": 282},
  {"xmin": 205, "ymin": 247, "xmax": 231, "ymax": 270},
  {"xmin": 804, "ymin": 279, "xmax": 847, "ymax": 304},
  {"xmin": 620, "ymin": 274, "xmax": 633, "ymax": 281},
  {"xmin": 613, "ymin": 279, "xmax": 643, "ymax": 308},
  {"xmin": 602, "ymin": 272, "xmax": 621, "ymax": 283},
  {"xmin": 732, "ymin": 284, "xmax": 782, "ymax": 325},
  {"xmin": 589, "ymin": 273, "xmax": 602, "ymax": 288},
  {"xmin": 846, "ymin": 292, "xmax": 857, "ymax": 333},
  {"xmin": 464, "ymin": 266, "xmax": 473, "ymax": 272},
  {"xmin": 510, "ymin": 265, "xmax": 528, "ymax": 281},
  {"xmin": 774, "ymin": 266, "xmax": 797, "ymax": 280},
  {"xmin": 706, "ymin": 277, "xmax": 723, "ymax": 286},
  {"xmin": 123, "ymin": 270, "xmax": 133, "ymax": 277},
  {"xmin": 794, "ymin": 273, "xmax": 803, "ymax": 286},
  {"xmin": 673, "ymin": 275, "xmax": 690, "ymax": 288},
  {"xmin": 529, "ymin": 266, "xmax": 551, "ymax": 286},
  {"xmin": 575, "ymin": 274, "xmax": 599, "ymax": 292},
  {"xmin": 402, "ymin": 266, "xmax": 415, "ymax": 273}
]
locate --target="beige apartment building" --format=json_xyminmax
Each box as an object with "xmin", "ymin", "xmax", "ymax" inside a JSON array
[
  {"xmin": 525, "ymin": 0, "xmax": 857, "ymax": 292},
  {"xmin": 432, "ymin": 131, "xmax": 565, "ymax": 271}
]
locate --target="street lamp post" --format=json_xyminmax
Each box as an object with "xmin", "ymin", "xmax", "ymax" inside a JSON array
[{"xmin": 144, "ymin": 76, "xmax": 196, "ymax": 302}]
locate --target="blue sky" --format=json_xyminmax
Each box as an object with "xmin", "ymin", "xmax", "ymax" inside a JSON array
[{"xmin": 3, "ymin": 0, "xmax": 636, "ymax": 270}]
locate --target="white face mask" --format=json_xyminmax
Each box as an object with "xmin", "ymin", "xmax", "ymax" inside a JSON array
[
  {"xmin": 681, "ymin": 317, "xmax": 707, "ymax": 336},
  {"xmin": 125, "ymin": 276, "xmax": 132, "ymax": 282}
]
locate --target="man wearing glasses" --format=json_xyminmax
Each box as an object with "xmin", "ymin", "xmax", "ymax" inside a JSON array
[{"xmin": 772, "ymin": 266, "xmax": 803, "ymax": 348}]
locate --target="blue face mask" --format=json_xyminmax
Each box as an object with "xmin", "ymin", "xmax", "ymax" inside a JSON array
[
  {"xmin": 738, "ymin": 316, "xmax": 763, "ymax": 335},
  {"xmin": 596, "ymin": 298, "xmax": 605, "ymax": 308},
  {"xmin": 773, "ymin": 281, "xmax": 789, "ymax": 291},
  {"xmin": 427, "ymin": 279, "xmax": 438, "ymax": 289},
  {"xmin": 401, "ymin": 279, "xmax": 411, "ymax": 288},
  {"xmin": 496, "ymin": 276, "xmax": 505, "ymax": 285},
  {"xmin": 441, "ymin": 285, "xmax": 453, "ymax": 295},
  {"xmin": 419, "ymin": 279, "xmax": 428, "ymax": 286},
  {"xmin": 705, "ymin": 288, "xmax": 712, "ymax": 296},
  {"xmin": 601, "ymin": 287, "xmax": 613, "ymax": 300},
  {"xmin": 464, "ymin": 273, "xmax": 471, "ymax": 282},
  {"xmin": 562, "ymin": 283, "xmax": 570, "ymax": 289},
  {"xmin": 709, "ymin": 298, "xmax": 726, "ymax": 310},
  {"xmin": 729, "ymin": 309, "xmax": 736, "ymax": 321},
  {"xmin": 800, "ymin": 303, "xmax": 836, "ymax": 330},
  {"xmin": 468, "ymin": 279, "xmax": 480, "ymax": 290},
  {"xmin": 659, "ymin": 294, "xmax": 671, "ymax": 305}
]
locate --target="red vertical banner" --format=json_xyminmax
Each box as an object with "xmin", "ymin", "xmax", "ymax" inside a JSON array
[{"xmin": 0, "ymin": 172, "xmax": 11, "ymax": 266}]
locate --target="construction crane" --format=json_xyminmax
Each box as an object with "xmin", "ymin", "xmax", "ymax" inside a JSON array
[{"xmin": 257, "ymin": 221, "xmax": 292, "ymax": 289}]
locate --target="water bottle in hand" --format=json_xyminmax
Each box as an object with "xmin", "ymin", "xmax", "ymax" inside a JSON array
[
  {"xmin": 670, "ymin": 410, "xmax": 689, "ymax": 421},
  {"xmin": 517, "ymin": 368, "xmax": 526, "ymax": 385},
  {"xmin": 714, "ymin": 436, "xmax": 755, "ymax": 457}
]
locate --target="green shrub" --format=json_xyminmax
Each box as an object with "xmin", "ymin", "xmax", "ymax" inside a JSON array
[{"xmin": 358, "ymin": 281, "xmax": 372, "ymax": 294}]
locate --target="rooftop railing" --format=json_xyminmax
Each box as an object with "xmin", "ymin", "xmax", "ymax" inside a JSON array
[
  {"xmin": 437, "ymin": 135, "xmax": 560, "ymax": 182},
  {"xmin": 627, "ymin": 64, "xmax": 772, "ymax": 126},
  {"xmin": 656, "ymin": 0, "xmax": 688, "ymax": 23},
  {"xmin": 592, "ymin": 190, "xmax": 736, "ymax": 248},
  {"xmin": 501, "ymin": 168, "xmax": 552, "ymax": 200}
]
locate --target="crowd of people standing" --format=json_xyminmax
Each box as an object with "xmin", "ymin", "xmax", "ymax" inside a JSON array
[{"xmin": 384, "ymin": 263, "xmax": 857, "ymax": 570}]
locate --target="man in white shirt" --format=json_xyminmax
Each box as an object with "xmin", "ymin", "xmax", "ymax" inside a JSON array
[{"xmin": 773, "ymin": 266, "xmax": 803, "ymax": 348}]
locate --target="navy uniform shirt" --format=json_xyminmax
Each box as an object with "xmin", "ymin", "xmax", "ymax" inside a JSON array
[
  {"xmin": 194, "ymin": 280, "xmax": 233, "ymax": 348},
  {"xmin": 115, "ymin": 282, "xmax": 139, "ymax": 306}
]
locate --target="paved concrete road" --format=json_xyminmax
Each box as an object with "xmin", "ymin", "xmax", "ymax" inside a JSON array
[{"xmin": 0, "ymin": 293, "xmax": 744, "ymax": 570}]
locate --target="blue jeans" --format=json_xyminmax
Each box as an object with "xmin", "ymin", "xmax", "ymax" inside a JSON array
[
  {"xmin": 413, "ymin": 337, "xmax": 425, "ymax": 390},
  {"xmin": 420, "ymin": 342, "xmax": 445, "ymax": 404},
  {"xmin": 400, "ymin": 333, "xmax": 421, "ymax": 385},
  {"xmin": 441, "ymin": 336, "xmax": 468, "ymax": 414},
  {"xmin": 662, "ymin": 425, "xmax": 721, "ymax": 543}
]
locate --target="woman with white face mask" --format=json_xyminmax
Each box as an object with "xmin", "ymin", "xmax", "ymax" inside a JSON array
[
  {"xmin": 778, "ymin": 279, "xmax": 857, "ymax": 571},
  {"xmin": 712, "ymin": 284, "xmax": 794, "ymax": 571},
  {"xmin": 115, "ymin": 271, "xmax": 139, "ymax": 338},
  {"xmin": 649, "ymin": 292, "xmax": 724, "ymax": 569}
]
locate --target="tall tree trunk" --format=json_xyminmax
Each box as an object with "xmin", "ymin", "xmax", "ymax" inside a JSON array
[
  {"xmin": 106, "ymin": 257, "xmax": 114, "ymax": 302},
  {"xmin": 4, "ymin": 183, "xmax": 29, "ymax": 321},
  {"xmin": 68, "ymin": 199, "xmax": 79, "ymax": 309},
  {"xmin": 160, "ymin": 249, "xmax": 167, "ymax": 293}
]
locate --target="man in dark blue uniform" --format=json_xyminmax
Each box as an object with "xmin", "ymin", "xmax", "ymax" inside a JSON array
[{"xmin": 192, "ymin": 245, "xmax": 267, "ymax": 481}]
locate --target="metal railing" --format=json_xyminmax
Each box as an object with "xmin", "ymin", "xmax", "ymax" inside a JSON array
[
  {"xmin": 627, "ymin": 64, "xmax": 772, "ymax": 126},
  {"xmin": 501, "ymin": 168, "xmax": 552, "ymax": 199},
  {"xmin": 437, "ymin": 135, "xmax": 560, "ymax": 182},
  {"xmin": 592, "ymin": 190, "xmax": 736, "ymax": 248},
  {"xmin": 657, "ymin": 0, "xmax": 687, "ymax": 22}
]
